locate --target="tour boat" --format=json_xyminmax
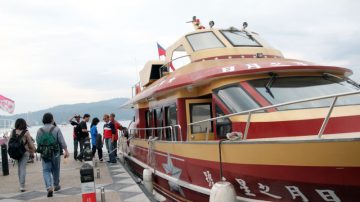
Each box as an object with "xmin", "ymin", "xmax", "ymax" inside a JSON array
[{"xmin": 119, "ymin": 18, "xmax": 360, "ymax": 201}]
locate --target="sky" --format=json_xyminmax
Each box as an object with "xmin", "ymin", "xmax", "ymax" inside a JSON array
[{"xmin": 0, "ymin": 0, "xmax": 359, "ymax": 115}]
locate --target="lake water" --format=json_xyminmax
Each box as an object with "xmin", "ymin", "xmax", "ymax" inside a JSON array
[{"xmin": 27, "ymin": 120, "xmax": 131, "ymax": 153}]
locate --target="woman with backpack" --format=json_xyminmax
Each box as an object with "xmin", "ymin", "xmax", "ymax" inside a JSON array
[
  {"xmin": 8, "ymin": 118, "xmax": 35, "ymax": 192},
  {"xmin": 90, "ymin": 117, "xmax": 103, "ymax": 161}
]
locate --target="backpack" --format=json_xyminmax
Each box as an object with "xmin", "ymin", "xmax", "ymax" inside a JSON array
[
  {"xmin": 36, "ymin": 126, "xmax": 59, "ymax": 161},
  {"xmin": 8, "ymin": 130, "xmax": 27, "ymax": 160}
]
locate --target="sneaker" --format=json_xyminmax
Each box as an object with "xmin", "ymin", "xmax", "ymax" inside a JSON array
[
  {"xmin": 20, "ymin": 188, "xmax": 26, "ymax": 192},
  {"xmin": 54, "ymin": 185, "xmax": 61, "ymax": 191},
  {"xmin": 47, "ymin": 188, "xmax": 53, "ymax": 197}
]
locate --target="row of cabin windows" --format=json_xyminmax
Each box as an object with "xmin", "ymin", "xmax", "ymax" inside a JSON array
[
  {"xmin": 144, "ymin": 102, "xmax": 221, "ymax": 141},
  {"xmin": 145, "ymin": 104, "xmax": 178, "ymax": 140}
]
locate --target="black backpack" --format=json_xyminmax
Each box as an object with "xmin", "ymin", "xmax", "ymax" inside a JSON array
[{"xmin": 8, "ymin": 130, "xmax": 27, "ymax": 160}]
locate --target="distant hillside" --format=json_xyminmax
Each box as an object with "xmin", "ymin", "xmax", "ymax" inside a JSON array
[{"xmin": 0, "ymin": 98, "xmax": 133, "ymax": 126}]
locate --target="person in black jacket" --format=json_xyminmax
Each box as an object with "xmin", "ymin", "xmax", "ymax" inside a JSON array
[
  {"xmin": 76, "ymin": 114, "xmax": 90, "ymax": 161},
  {"xmin": 69, "ymin": 114, "xmax": 81, "ymax": 160}
]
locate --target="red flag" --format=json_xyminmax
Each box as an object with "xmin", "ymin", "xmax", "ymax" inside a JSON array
[
  {"xmin": 0, "ymin": 94, "xmax": 15, "ymax": 114},
  {"xmin": 157, "ymin": 43, "xmax": 166, "ymax": 58}
]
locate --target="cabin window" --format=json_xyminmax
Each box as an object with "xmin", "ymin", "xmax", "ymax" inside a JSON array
[
  {"xmin": 214, "ymin": 85, "xmax": 260, "ymax": 113},
  {"xmin": 248, "ymin": 76, "xmax": 360, "ymax": 110},
  {"xmin": 190, "ymin": 103, "xmax": 213, "ymax": 133},
  {"xmin": 145, "ymin": 110, "xmax": 151, "ymax": 138},
  {"xmin": 221, "ymin": 30, "xmax": 261, "ymax": 47},
  {"xmin": 154, "ymin": 108, "xmax": 163, "ymax": 138},
  {"xmin": 165, "ymin": 104, "xmax": 178, "ymax": 141},
  {"xmin": 215, "ymin": 105, "xmax": 232, "ymax": 139},
  {"xmin": 186, "ymin": 32, "xmax": 225, "ymax": 51},
  {"xmin": 171, "ymin": 45, "xmax": 191, "ymax": 69}
]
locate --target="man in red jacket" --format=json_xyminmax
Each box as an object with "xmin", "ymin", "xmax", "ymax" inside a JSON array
[
  {"xmin": 110, "ymin": 113, "xmax": 122, "ymax": 157},
  {"xmin": 103, "ymin": 114, "xmax": 116, "ymax": 163}
]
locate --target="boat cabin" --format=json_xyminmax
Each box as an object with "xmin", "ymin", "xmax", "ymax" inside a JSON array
[{"xmin": 126, "ymin": 23, "xmax": 359, "ymax": 143}]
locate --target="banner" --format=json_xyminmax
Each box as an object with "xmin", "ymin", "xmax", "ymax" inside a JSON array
[{"xmin": 0, "ymin": 94, "xmax": 15, "ymax": 114}]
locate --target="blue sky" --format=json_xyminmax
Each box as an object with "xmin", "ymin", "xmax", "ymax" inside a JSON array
[{"xmin": 0, "ymin": 0, "xmax": 359, "ymax": 115}]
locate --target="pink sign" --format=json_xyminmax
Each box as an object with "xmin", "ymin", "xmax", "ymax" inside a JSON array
[{"xmin": 0, "ymin": 94, "xmax": 15, "ymax": 114}]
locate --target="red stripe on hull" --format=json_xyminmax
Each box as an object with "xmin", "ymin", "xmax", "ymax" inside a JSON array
[
  {"xmin": 232, "ymin": 115, "xmax": 360, "ymax": 139},
  {"xmin": 129, "ymin": 145, "xmax": 360, "ymax": 201}
]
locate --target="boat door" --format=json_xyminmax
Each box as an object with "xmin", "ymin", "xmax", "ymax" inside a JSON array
[{"xmin": 185, "ymin": 98, "xmax": 214, "ymax": 141}]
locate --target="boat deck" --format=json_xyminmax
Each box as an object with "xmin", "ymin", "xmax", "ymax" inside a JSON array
[{"xmin": 0, "ymin": 153, "xmax": 152, "ymax": 202}]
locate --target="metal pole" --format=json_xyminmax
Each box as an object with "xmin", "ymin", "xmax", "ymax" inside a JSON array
[
  {"xmin": 1, "ymin": 144, "xmax": 9, "ymax": 176},
  {"xmin": 318, "ymin": 96, "xmax": 338, "ymax": 138},
  {"xmin": 243, "ymin": 112, "xmax": 252, "ymax": 140},
  {"xmin": 101, "ymin": 187, "xmax": 105, "ymax": 202}
]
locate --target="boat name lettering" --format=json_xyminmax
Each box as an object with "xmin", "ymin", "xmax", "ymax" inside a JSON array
[
  {"xmin": 203, "ymin": 171, "xmax": 214, "ymax": 187},
  {"xmin": 315, "ymin": 189, "xmax": 341, "ymax": 202},
  {"xmin": 222, "ymin": 66, "xmax": 235, "ymax": 73},
  {"xmin": 246, "ymin": 63, "xmax": 261, "ymax": 69},
  {"xmin": 235, "ymin": 179, "xmax": 341, "ymax": 201},
  {"xmin": 258, "ymin": 183, "xmax": 282, "ymax": 199},
  {"xmin": 285, "ymin": 186, "xmax": 309, "ymax": 202},
  {"xmin": 235, "ymin": 178, "xmax": 256, "ymax": 196}
]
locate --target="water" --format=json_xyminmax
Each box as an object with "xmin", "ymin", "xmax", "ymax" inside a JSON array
[{"xmin": 27, "ymin": 120, "xmax": 131, "ymax": 153}]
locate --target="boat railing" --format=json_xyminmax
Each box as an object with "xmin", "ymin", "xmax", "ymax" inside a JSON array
[
  {"xmin": 129, "ymin": 124, "xmax": 183, "ymax": 142},
  {"xmin": 188, "ymin": 90, "xmax": 360, "ymax": 140}
]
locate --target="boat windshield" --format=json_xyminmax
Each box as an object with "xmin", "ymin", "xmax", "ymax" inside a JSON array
[
  {"xmin": 186, "ymin": 31, "xmax": 225, "ymax": 51},
  {"xmin": 215, "ymin": 76, "xmax": 360, "ymax": 112},
  {"xmin": 221, "ymin": 30, "xmax": 261, "ymax": 47}
]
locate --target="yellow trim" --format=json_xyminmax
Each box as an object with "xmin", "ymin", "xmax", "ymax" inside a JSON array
[
  {"xmin": 185, "ymin": 99, "xmax": 215, "ymax": 141},
  {"xmin": 131, "ymin": 139, "xmax": 360, "ymax": 167}
]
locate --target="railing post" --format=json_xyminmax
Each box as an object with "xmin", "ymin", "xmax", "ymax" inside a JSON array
[
  {"xmin": 318, "ymin": 96, "xmax": 338, "ymax": 138},
  {"xmin": 243, "ymin": 112, "xmax": 252, "ymax": 140},
  {"xmin": 169, "ymin": 126, "xmax": 173, "ymax": 141}
]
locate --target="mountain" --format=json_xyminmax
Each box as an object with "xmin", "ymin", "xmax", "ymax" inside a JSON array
[{"xmin": 0, "ymin": 98, "xmax": 133, "ymax": 126}]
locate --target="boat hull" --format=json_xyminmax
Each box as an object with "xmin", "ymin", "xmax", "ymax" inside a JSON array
[{"xmin": 121, "ymin": 137, "xmax": 360, "ymax": 201}]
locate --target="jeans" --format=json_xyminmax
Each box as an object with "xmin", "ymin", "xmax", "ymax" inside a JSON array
[
  {"xmin": 41, "ymin": 153, "xmax": 61, "ymax": 190},
  {"xmin": 73, "ymin": 139, "xmax": 78, "ymax": 160},
  {"xmin": 112, "ymin": 140, "xmax": 117, "ymax": 157},
  {"xmin": 77, "ymin": 138, "xmax": 86, "ymax": 160},
  {"xmin": 18, "ymin": 152, "xmax": 29, "ymax": 189},
  {"xmin": 105, "ymin": 138, "xmax": 115, "ymax": 162},
  {"xmin": 92, "ymin": 145, "xmax": 103, "ymax": 160}
]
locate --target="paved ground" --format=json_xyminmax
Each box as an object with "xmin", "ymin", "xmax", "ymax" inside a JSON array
[{"xmin": 0, "ymin": 153, "xmax": 151, "ymax": 202}]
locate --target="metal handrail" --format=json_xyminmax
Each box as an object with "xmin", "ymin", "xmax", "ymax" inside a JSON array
[
  {"xmin": 188, "ymin": 91, "xmax": 360, "ymax": 139},
  {"xmin": 129, "ymin": 125, "xmax": 183, "ymax": 142}
]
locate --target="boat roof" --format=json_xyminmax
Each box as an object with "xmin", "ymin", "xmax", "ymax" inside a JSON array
[{"xmin": 124, "ymin": 22, "xmax": 353, "ymax": 107}]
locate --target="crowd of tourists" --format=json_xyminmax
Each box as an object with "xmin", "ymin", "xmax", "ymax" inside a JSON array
[{"xmin": 6, "ymin": 112, "xmax": 123, "ymax": 197}]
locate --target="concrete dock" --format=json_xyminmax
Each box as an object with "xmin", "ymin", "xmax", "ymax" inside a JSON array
[{"xmin": 0, "ymin": 154, "xmax": 151, "ymax": 202}]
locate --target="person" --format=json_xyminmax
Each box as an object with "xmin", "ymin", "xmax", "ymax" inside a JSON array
[
  {"xmin": 77, "ymin": 114, "xmax": 90, "ymax": 161},
  {"xmin": 36, "ymin": 113, "xmax": 69, "ymax": 197},
  {"xmin": 12, "ymin": 118, "xmax": 36, "ymax": 192},
  {"xmin": 110, "ymin": 113, "xmax": 122, "ymax": 157},
  {"xmin": 90, "ymin": 117, "xmax": 103, "ymax": 161},
  {"xmin": 102, "ymin": 114, "xmax": 116, "ymax": 163},
  {"xmin": 69, "ymin": 114, "xmax": 81, "ymax": 160}
]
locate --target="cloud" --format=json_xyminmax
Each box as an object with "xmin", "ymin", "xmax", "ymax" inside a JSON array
[{"xmin": 0, "ymin": 0, "xmax": 359, "ymax": 114}]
